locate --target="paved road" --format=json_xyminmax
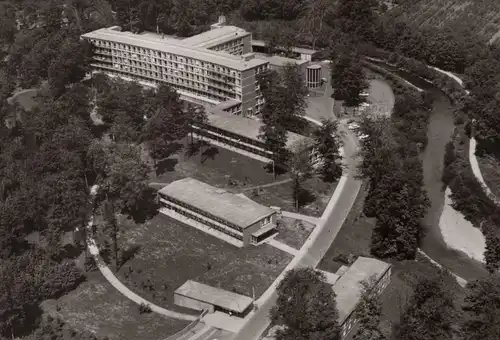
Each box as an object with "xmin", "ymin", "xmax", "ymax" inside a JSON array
[{"xmin": 232, "ymin": 123, "xmax": 362, "ymax": 340}]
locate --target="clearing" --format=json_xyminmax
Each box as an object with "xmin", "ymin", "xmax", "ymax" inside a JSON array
[
  {"xmin": 40, "ymin": 271, "xmax": 190, "ymax": 340},
  {"xmin": 439, "ymin": 188, "xmax": 486, "ymax": 263},
  {"xmin": 114, "ymin": 214, "xmax": 293, "ymax": 312}
]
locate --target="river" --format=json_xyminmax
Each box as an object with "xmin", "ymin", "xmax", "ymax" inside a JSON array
[{"xmin": 367, "ymin": 60, "xmax": 488, "ymax": 281}]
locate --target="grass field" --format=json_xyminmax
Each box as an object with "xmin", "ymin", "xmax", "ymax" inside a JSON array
[
  {"xmin": 115, "ymin": 214, "xmax": 293, "ymax": 312},
  {"xmin": 248, "ymin": 177, "xmax": 338, "ymax": 217},
  {"xmin": 477, "ymin": 154, "xmax": 500, "ymax": 200},
  {"xmin": 40, "ymin": 272, "xmax": 190, "ymax": 340},
  {"xmin": 275, "ymin": 217, "xmax": 316, "ymax": 250},
  {"xmin": 154, "ymin": 140, "xmax": 287, "ymax": 192}
]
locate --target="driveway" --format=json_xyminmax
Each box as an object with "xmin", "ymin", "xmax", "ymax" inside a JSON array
[{"xmin": 231, "ymin": 121, "xmax": 362, "ymax": 340}]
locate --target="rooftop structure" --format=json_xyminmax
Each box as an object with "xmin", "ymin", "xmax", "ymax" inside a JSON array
[
  {"xmin": 174, "ymin": 280, "xmax": 254, "ymax": 314},
  {"xmin": 181, "ymin": 25, "xmax": 251, "ymax": 50},
  {"xmin": 158, "ymin": 178, "xmax": 275, "ymax": 229},
  {"xmin": 332, "ymin": 257, "xmax": 392, "ymax": 325}
]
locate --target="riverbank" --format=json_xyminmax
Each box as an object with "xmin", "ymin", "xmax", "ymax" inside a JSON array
[{"xmin": 365, "ymin": 59, "xmax": 488, "ymax": 281}]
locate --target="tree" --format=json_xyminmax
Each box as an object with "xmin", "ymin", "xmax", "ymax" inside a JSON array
[
  {"xmin": 396, "ymin": 273, "xmax": 459, "ymax": 340},
  {"xmin": 462, "ymin": 273, "xmax": 500, "ymax": 340},
  {"xmin": 288, "ymin": 141, "xmax": 312, "ymax": 211},
  {"xmin": 102, "ymin": 199, "xmax": 119, "ymax": 270},
  {"xmin": 353, "ymin": 278, "xmax": 386, "ymax": 340},
  {"xmin": 271, "ymin": 268, "xmax": 340, "ymax": 340},
  {"xmin": 48, "ymin": 37, "xmax": 93, "ymax": 97},
  {"xmin": 97, "ymin": 143, "xmax": 158, "ymax": 224},
  {"xmin": 333, "ymin": 0, "xmax": 378, "ymax": 43},
  {"xmin": 313, "ymin": 119, "xmax": 343, "ymax": 182},
  {"xmin": 330, "ymin": 42, "xmax": 369, "ymax": 113},
  {"xmin": 483, "ymin": 220, "xmax": 500, "ymax": 273}
]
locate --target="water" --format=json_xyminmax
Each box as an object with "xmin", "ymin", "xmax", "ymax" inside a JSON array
[{"xmin": 367, "ymin": 60, "xmax": 488, "ymax": 281}]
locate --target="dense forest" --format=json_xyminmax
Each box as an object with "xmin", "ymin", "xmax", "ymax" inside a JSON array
[{"xmin": 1, "ymin": 0, "xmax": 500, "ymax": 339}]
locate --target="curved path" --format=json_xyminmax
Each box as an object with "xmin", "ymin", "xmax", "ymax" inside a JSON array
[
  {"xmin": 469, "ymin": 138, "xmax": 500, "ymax": 204},
  {"xmin": 368, "ymin": 60, "xmax": 488, "ymax": 281},
  {"xmin": 85, "ymin": 185, "xmax": 197, "ymax": 322}
]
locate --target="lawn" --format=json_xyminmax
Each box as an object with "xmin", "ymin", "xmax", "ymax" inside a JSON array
[
  {"xmin": 40, "ymin": 271, "xmax": 190, "ymax": 340},
  {"xmin": 275, "ymin": 217, "xmax": 316, "ymax": 250},
  {"xmin": 114, "ymin": 214, "xmax": 293, "ymax": 312},
  {"xmin": 477, "ymin": 153, "xmax": 500, "ymax": 200},
  {"xmin": 153, "ymin": 139, "xmax": 287, "ymax": 192},
  {"xmin": 247, "ymin": 176, "xmax": 338, "ymax": 217}
]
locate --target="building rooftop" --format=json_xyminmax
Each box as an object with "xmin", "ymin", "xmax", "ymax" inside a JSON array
[
  {"xmin": 158, "ymin": 177, "xmax": 275, "ymax": 229},
  {"xmin": 251, "ymin": 39, "xmax": 317, "ymax": 55},
  {"xmin": 307, "ymin": 64, "xmax": 322, "ymax": 69},
  {"xmin": 332, "ymin": 257, "xmax": 391, "ymax": 325},
  {"xmin": 175, "ymin": 280, "xmax": 254, "ymax": 313},
  {"xmin": 81, "ymin": 27, "xmax": 268, "ymax": 71},
  {"xmin": 205, "ymin": 107, "xmax": 313, "ymax": 151},
  {"xmin": 182, "ymin": 25, "xmax": 251, "ymax": 49},
  {"xmin": 265, "ymin": 55, "xmax": 309, "ymax": 67}
]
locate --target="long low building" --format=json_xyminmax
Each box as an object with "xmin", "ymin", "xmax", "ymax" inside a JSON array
[
  {"xmin": 192, "ymin": 107, "xmax": 316, "ymax": 163},
  {"xmin": 158, "ymin": 177, "xmax": 278, "ymax": 246},
  {"xmin": 174, "ymin": 280, "xmax": 254, "ymax": 317},
  {"xmin": 331, "ymin": 257, "xmax": 392, "ymax": 338}
]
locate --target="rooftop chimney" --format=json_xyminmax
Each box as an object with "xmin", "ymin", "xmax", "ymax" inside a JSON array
[{"xmin": 218, "ymin": 15, "xmax": 226, "ymax": 25}]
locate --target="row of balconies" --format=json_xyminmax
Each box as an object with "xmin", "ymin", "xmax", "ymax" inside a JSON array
[
  {"xmin": 92, "ymin": 64, "xmax": 234, "ymax": 103},
  {"xmin": 95, "ymin": 50, "xmax": 242, "ymax": 87},
  {"xmin": 92, "ymin": 44, "xmax": 242, "ymax": 76}
]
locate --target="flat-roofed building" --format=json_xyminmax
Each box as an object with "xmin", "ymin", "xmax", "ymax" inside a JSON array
[
  {"xmin": 331, "ymin": 257, "xmax": 392, "ymax": 338},
  {"xmin": 81, "ymin": 19, "xmax": 269, "ymax": 116},
  {"xmin": 192, "ymin": 107, "xmax": 316, "ymax": 164},
  {"xmin": 158, "ymin": 178, "xmax": 278, "ymax": 246},
  {"xmin": 182, "ymin": 16, "xmax": 252, "ymax": 55},
  {"xmin": 251, "ymin": 39, "xmax": 318, "ymax": 61},
  {"xmin": 263, "ymin": 55, "xmax": 309, "ymax": 76},
  {"xmin": 174, "ymin": 280, "xmax": 254, "ymax": 316}
]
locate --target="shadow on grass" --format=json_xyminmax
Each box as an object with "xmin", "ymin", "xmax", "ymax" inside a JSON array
[
  {"xmin": 120, "ymin": 244, "xmax": 142, "ymax": 268},
  {"xmin": 8, "ymin": 304, "xmax": 43, "ymax": 338},
  {"xmin": 263, "ymin": 162, "xmax": 287, "ymax": 177},
  {"xmin": 298, "ymin": 187, "xmax": 316, "ymax": 209},
  {"xmin": 185, "ymin": 140, "xmax": 210, "ymax": 159},
  {"xmin": 201, "ymin": 146, "xmax": 219, "ymax": 164},
  {"xmin": 156, "ymin": 158, "xmax": 178, "ymax": 175}
]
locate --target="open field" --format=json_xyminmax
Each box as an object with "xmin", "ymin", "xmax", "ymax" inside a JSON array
[
  {"xmin": 40, "ymin": 272, "xmax": 190, "ymax": 340},
  {"xmin": 275, "ymin": 217, "xmax": 316, "ymax": 250},
  {"xmin": 154, "ymin": 140, "xmax": 286, "ymax": 192},
  {"xmin": 114, "ymin": 214, "xmax": 293, "ymax": 311},
  {"xmin": 439, "ymin": 188, "xmax": 486, "ymax": 263},
  {"xmin": 248, "ymin": 177, "xmax": 338, "ymax": 217},
  {"xmin": 477, "ymin": 154, "xmax": 500, "ymax": 201}
]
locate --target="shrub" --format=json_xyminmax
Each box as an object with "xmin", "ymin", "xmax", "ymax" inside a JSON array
[
  {"xmin": 41, "ymin": 262, "xmax": 86, "ymax": 300},
  {"xmin": 138, "ymin": 302, "xmax": 152, "ymax": 314}
]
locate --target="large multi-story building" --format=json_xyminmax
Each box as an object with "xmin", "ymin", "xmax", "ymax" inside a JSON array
[{"xmin": 81, "ymin": 16, "xmax": 269, "ymax": 116}]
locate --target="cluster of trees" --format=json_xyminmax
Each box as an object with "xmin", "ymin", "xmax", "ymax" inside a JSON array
[
  {"xmin": 257, "ymin": 64, "xmax": 343, "ymax": 209},
  {"xmin": 274, "ymin": 267, "xmax": 500, "ymax": 340},
  {"xmin": 355, "ymin": 62, "xmax": 432, "ymax": 260}
]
